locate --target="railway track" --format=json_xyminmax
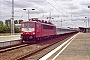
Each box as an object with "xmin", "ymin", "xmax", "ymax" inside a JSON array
[
  {"xmin": 23, "ymin": 36, "xmax": 71, "ymax": 60},
  {"xmin": 0, "ymin": 32, "xmax": 77, "ymax": 60},
  {"xmin": 0, "ymin": 44, "xmax": 29, "ymax": 53},
  {"xmin": 15, "ymin": 33, "xmax": 77, "ymax": 60}
]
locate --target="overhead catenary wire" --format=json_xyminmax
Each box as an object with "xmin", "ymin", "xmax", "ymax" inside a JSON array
[
  {"xmin": 53, "ymin": 0, "xmax": 68, "ymax": 16},
  {"xmin": 44, "ymin": 0, "xmax": 74, "ymax": 21},
  {"xmin": 44, "ymin": 0, "xmax": 68, "ymax": 17},
  {"xmin": 2, "ymin": 0, "xmax": 70, "ymax": 20},
  {"xmin": 5, "ymin": 0, "xmax": 68, "ymax": 18}
]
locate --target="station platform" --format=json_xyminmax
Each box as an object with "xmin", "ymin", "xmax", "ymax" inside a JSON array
[
  {"xmin": 0, "ymin": 35, "xmax": 21, "ymax": 48},
  {"xmin": 0, "ymin": 35, "xmax": 21, "ymax": 42},
  {"xmin": 53, "ymin": 33, "xmax": 90, "ymax": 60}
]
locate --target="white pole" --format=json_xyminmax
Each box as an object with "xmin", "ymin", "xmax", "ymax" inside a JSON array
[
  {"xmin": 11, "ymin": 0, "xmax": 14, "ymax": 35},
  {"xmin": 28, "ymin": 10, "xmax": 29, "ymax": 20}
]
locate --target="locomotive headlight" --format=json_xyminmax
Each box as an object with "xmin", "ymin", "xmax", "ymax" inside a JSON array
[
  {"xmin": 33, "ymin": 33, "xmax": 35, "ymax": 34},
  {"xmin": 23, "ymin": 41, "xmax": 25, "ymax": 43}
]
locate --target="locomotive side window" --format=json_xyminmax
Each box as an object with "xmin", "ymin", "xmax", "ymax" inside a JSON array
[{"xmin": 43, "ymin": 25, "xmax": 53, "ymax": 29}]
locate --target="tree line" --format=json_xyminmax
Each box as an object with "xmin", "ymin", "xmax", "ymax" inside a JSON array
[{"xmin": 0, "ymin": 20, "xmax": 23, "ymax": 33}]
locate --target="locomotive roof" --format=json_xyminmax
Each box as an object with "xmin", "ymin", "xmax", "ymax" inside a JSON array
[{"xmin": 22, "ymin": 20, "xmax": 55, "ymax": 26}]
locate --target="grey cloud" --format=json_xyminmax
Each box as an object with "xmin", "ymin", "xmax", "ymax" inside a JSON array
[
  {"xmin": 69, "ymin": 6, "xmax": 78, "ymax": 10},
  {"xmin": 55, "ymin": 0, "xmax": 73, "ymax": 1},
  {"xmin": 30, "ymin": 9, "xmax": 47, "ymax": 14},
  {"xmin": 22, "ymin": 8, "xmax": 47, "ymax": 15},
  {"xmin": 0, "ymin": 0, "xmax": 90, "ymax": 28},
  {"xmin": 30, "ymin": 11, "xmax": 44, "ymax": 14},
  {"xmin": 4, "ymin": 0, "xmax": 37, "ymax": 8},
  {"xmin": 81, "ymin": 9, "xmax": 90, "ymax": 14},
  {"xmin": 1, "ymin": 1, "xmax": 12, "ymax": 7},
  {"xmin": 66, "ymin": 3, "xmax": 79, "ymax": 10},
  {"xmin": 1, "ymin": 14, "xmax": 11, "ymax": 21},
  {"xmin": 71, "ymin": 8, "xmax": 90, "ymax": 17},
  {"xmin": 23, "ymin": 0, "xmax": 46, "ymax": 5},
  {"xmin": 80, "ymin": 1, "xmax": 90, "ymax": 6},
  {"xmin": 52, "ymin": 14, "xmax": 60, "ymax": 17},
  {"xmin": 14, "ymin": 1, "xmax": 34, "ymax": 8}
]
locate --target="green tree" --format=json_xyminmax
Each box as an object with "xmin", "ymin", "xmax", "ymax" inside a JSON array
[
  {"xmin": 5, "ymin": 19, "xmax": 11, "ymax": 27},
  {"xmin": 0, "ymin": 20, "xmax": 10, "ymax": 33},
  {"xmin": 14, "ymin": 20, "xmax": 18, "ymax": 24},
  {"xmin": 19, "ymin": 20, "xmax": 23, "ymax": 24},
  {"xmin": 0, "ymin": 21, "xmax": 3, "ymax": 25},
  {"xmin": 0, "ymin": 24, "xmax": 3, "ymax": 33},
  {"xmin": 0, "ymin": 20, "xmax": 21, "ymax": 33},
  {"xmin": 3, "ymin": 25, "xmax": 10, "ymax": 33},
  {"xmin": 14, "ymin": 26, "xmax": 20, "ymax": 33}
]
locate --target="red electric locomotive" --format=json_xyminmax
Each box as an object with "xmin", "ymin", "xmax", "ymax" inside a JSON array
[{"xmin": 21, "ymin": 18, "xmax": 56, "ymax": 43}]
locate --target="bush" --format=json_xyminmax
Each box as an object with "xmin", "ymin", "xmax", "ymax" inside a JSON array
[
  {"xmin": 0, "ymin": 24, "xmax": 3, "ymax": 33},
  {"xmin": 0, "ymin": 20, "xmax": 20, "ymax": 33},
  {"xmin": 0, "ymin": 24, "xmax": 20, "ymax": 33},
  {"xmin": 0, "ymin": 24, "xmax": 10, "ymax": 33},
  {"xmin": 14, "ymin": 26, "xmax": 20, "ymax": 33},
  {"xmin": 3, "ymin": 25, "xmax": 10, "ymax": 33}
]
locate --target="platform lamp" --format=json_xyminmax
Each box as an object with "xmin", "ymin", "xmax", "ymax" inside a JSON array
[
  {"xmin": 85, "ymin": 17, "xmax": 89, "ymax": 33},
  {"xmin": 23, "ymin": 8, "xmax": 35, "ymax": 21},
  {"xmin": 88, "ymin": 6, "xmax": 90, "ymax": 33}
]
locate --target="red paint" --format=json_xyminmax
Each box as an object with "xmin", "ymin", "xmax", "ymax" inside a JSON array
[{"xmin": 20, "ymin": 19, "xmax": 56, "ymax": 41}]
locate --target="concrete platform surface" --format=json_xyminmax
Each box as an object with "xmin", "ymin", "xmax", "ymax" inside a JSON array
[
  {"xmin": 54, "ymin": 33, "xmax": 90, "ymax": 60},
  {"xmin": 0, "ymin": 35, "xmax": 21, "ymax": 42}
]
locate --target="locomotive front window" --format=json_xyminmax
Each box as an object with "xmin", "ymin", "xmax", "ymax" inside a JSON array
[
  {"xmin": 29, "ymin": 23, "xmax": 34, "ymax": 28},
  {"xmin": 22, "ymin": 23, "xmax": 34, "ymax": 28}
]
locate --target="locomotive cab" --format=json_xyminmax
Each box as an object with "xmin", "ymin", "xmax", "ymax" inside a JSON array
[{"xmin": 21, "ymin": 21, "xmax": 36, "ymax": 42}]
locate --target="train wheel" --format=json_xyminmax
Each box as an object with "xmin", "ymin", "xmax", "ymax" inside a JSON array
[{"xmin": 36, "ymin": 38, "xmax": 40, "ymax": 43}]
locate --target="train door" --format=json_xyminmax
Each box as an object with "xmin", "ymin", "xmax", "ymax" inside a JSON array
[{"xmin": 54, "ymin": 26, "xmax": 56, "ymax": 35}]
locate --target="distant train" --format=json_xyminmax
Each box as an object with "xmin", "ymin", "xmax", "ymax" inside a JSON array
[{"xmin": 20, "ymin": 18, "xmax": 77, "ymax": 43}]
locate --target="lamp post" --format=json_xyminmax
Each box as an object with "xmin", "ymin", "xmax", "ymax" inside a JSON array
[
  {"xmin": 60, "ymin": 19, "xmax": 62, "ymax": 28},
  {"xmin": 84, "ymin": 21, "xmax": 87, "ymax": 28},
  {"xmin": 11, "ymin": 0, "xmax": 14, "ymax": 35},
  {"xmin": 85, "ymin": 17, "xmax": 89, "ymax": 33},
  {"xmin": 88, "ymin": 6, "xmax": 90, "ymax": 33},
  {"xmin": 23, "ymin": 8, "xmax": 35, "ymax": 20},
  {"xmin": 85, "ymin": 17, "xmax": 89, "ymax": 28}
]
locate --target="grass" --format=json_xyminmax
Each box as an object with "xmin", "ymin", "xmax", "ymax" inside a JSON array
[
  {"xmin": 88, "ymin": 51, "xmax": 90, "ymax": 56},
  {"xmin": 84, "ymin": 39, "xmax": 90, "ymax": 56},
  {"xmin": 86, "ymin": 46, "xmax": 90, "ymax": 56},
  {"xmin": 0, "ymin": 33, "xmax": 20, "ymax": 36}
]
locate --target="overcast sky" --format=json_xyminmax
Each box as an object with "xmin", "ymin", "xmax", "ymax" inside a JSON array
[{"xmin": 0, "ymin": 0, "xmax": 90, "ymax": 28}]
